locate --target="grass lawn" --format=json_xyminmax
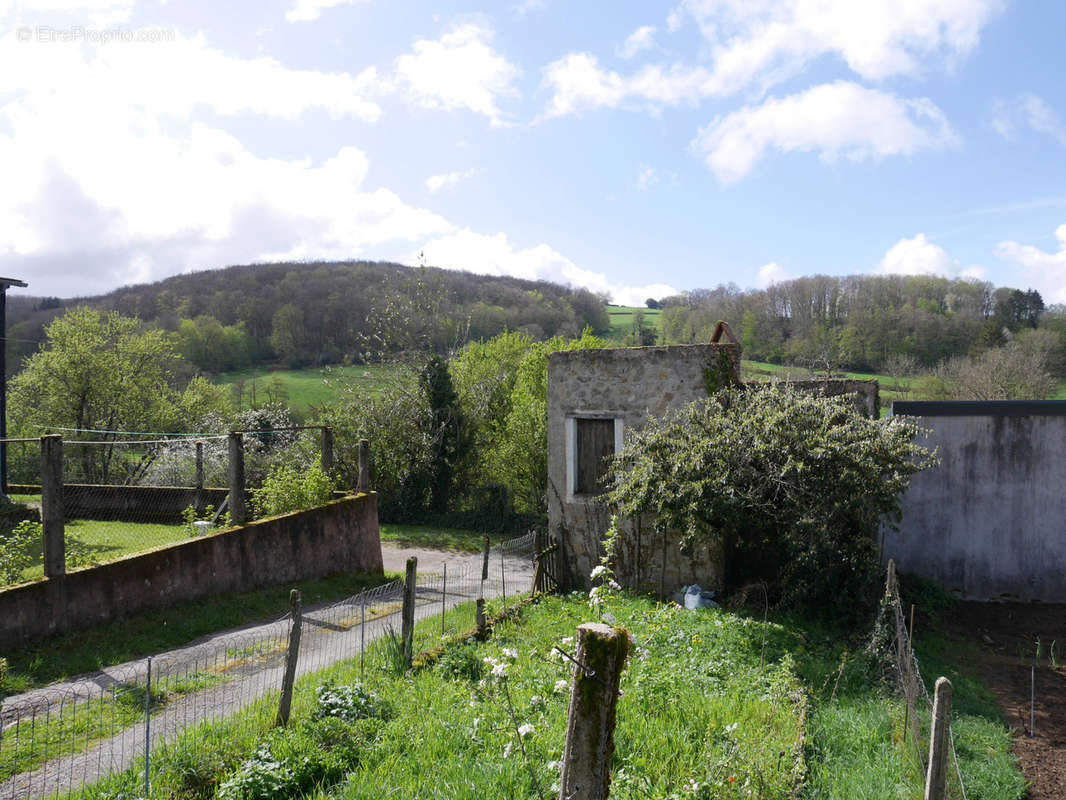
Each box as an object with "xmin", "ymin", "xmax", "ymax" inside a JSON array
[
  {"xmin": 606, "ymin": 305, "xmax": 661, "ymax": 341},
  {"xmin": 378, "ymin": 523, "xmax": 506, "ymax": 553},
  {"xmin": 212, "ymin": 364, "xmax": 403, "ymax": 412},
  {"xmin": 64, "ymin": 592, "xmax": 1023, "ymax": 800}
]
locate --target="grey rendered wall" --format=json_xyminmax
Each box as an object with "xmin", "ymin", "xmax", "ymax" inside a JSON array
[{"xmin": 885, "ymin": 407, "xmax": 1066, "ymax": 601}]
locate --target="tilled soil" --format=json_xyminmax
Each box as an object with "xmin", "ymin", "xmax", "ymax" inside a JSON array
[{"xmin": 943, "ymin": 602, "xmax": 1066, "ymax": 799}]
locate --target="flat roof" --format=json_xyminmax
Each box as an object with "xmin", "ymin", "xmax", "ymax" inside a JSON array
[{"xmin": 892, "ymin": 401, "xmax": 1066, "ymax": 417}]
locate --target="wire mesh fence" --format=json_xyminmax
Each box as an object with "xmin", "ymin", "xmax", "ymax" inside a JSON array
[
  {"xmin": 1, "ymin": 427, "xmax": 342, "ymax": 586},
  {"xmin": 878, "ymin": 562, "xmax": 968, "ymax": 800},
  {"xmin": 0, "ymin": 532, "xmax": 539, "ymax": 799}
]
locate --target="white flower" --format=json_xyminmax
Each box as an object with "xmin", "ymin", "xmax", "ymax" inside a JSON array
[
  {"xmin": 554, "ymin": 679, "xmax": 569, "ymax": 693},
  {"xmin": 503, "ymin": 647, "xmax": 518, "ymax": 659},
  {"xmin": 518, "ymin": 723, "xmax": 535, "ymax": 737},
  {"xmin": 503, "ymin": 741, "xmax": 514, "ymax": 758},
  {"xmin": 602, "ymin": 612, "xmax": 617, "ymax": 625},
  {"xmin": 547, "ymin": 760, "xmax": 561, "ymax": 773},
  {"xmin": 608, "ymin": 580, "xmax": 622, "ymax": 592},
  {"xmin": 560, "ymin": 636, "xmax": 575, "ymax": 646},
  {"xmin": 590, "ymin": 565, "xmax": 607, "ymax": 580},
  {"xmin": 492, "ymin": 663, "xmax": 509, "ymax": 678},
  {"xmin": 529, "ymin": 695, "xmax": 543, "ymax": 707}
]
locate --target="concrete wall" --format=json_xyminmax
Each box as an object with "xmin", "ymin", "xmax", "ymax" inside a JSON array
[
  {"xmin": 547, "ymin": 343, "xmax": 739, "ymax": 593},
  {"xmin": 886, "ymin": 402, "xmax": 1066, "ymax": 602},
  {"xmin": 0, "ymin": 492, "xmax": 382, "ymax": 648}
]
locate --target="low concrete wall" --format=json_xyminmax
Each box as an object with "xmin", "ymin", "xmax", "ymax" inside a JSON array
[
  {"xmin": 0, "ymin": 492, "xmax": 382, "ymax": 649},
  {"xmin": 886, "ymin": 402, "xmax": 1066, "ymax": 601}
]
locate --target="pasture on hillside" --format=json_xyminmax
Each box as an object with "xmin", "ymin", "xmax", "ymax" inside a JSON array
[{"xmin": 212, "ymin": 365, "xmax": 401, "ymax": 413}]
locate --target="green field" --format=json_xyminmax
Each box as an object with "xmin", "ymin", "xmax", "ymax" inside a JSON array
[
  {"xmin": 606, "ymin": 305, "xmax": 661, "ymax": 340},
  {"xmin": 212, "ymin": 364, "xmax": 400, "ymax": 412}
]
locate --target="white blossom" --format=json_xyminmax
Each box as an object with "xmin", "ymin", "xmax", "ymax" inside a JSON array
[
  {"xmin": 590, "ymin": 565, "xmax": 608, "ymax": 580},
  {"xmin": 518, "ymin": 723, "xmax": 535, "ymax": 737}
]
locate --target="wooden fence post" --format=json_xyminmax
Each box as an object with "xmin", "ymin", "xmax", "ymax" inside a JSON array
[
  {"xmin": 481, "ymin": 536, "xmax": 490, "ymax": 581},
  {"xmin": 357, "ymin": 439, "xmax": 370, "ymax": 493},
  {"xmin": 924, "ymin": 677, "xmax": 953, "ymax": 800},
  {"xmin": 558, "ymin": 623, "xmax": 630, "ymax": 800},
  {"xmin": 476, "ymin": 597, "xmax": 486, "ymax": 630},
  {"xmin": 320, "ymin": 427, "xmax": 334, "ymax": 476},
  {"xmin": 402, "ymin": 557, "xmax": 417, "ymax": 668},
  {"xmin": 276, "ymin": 589, "xmax": 303, "ymax": 727},
  {"xmin": 227, "ymin": 432, "xmax": 247, "ymax": 525},
  {"xmin": 40, "ymin": 434, "xmax": 65, "ymax": 578}
]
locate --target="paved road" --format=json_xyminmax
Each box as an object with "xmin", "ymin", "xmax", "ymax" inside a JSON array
[{"xmin": 0, "ymin": 539, "xmax": 535, "ymax": 800}]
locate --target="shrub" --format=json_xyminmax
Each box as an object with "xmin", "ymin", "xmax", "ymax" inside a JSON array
[
  {"xmin": 0, "ymin": 521, "xmax": 40, "ymax": 583},
  {"xmin": 216, "ymin": 746, "xmax": 293, "ymax": 800},
  {"xmin": 312, "ymin": 681, "xmax": 391, "ymax": 723},
  {"xmin": 608, "ymin": 384, "xmax": 937, "ymax": 617},
  {"xmin": 251, "ymin": 461, "xmax": 335, "ymax": 518}
]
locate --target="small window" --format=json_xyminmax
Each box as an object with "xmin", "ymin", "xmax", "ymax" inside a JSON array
[{"xmin": 575, "ymin": 418, "xmax": 616, "ymax": 496}]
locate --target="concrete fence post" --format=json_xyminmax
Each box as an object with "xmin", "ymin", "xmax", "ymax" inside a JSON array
[
  {"xmin": 559, "ymin": 623, "xmax": 630, "ymax": 800},
  {"xmin": 194, "ymin": 441, "xmax": 205, "ymax": 515},
  {"xmin": 40, "ymin": 434, "xmax": 65, "ymax": 578},
  {"xmin": 924, "ymin": 677, "xmax": 953, "ymax": 800},
  {"xmin": 401, "ymin": 557, "xmax": 417, "ymax": 668},
  {"xmin": 357, "ymin": 438, "xmax": 370, "ymax": 493},
  {"xmin": 886, "ymin": 558, "xmax": 897, "ymax": 598},
  {"xmin": 227, "ymin": 432, "xmax": 247, "ymax": 526},
  {"xmin": 475, "ymin": 597, "xmax": 486, "ymax": 630},
  {"xmin": 320, "ymin": 427, "xmax": 334, "ymax": 476},
  {"xmin": 276, "ymin": 589, "xmax": 303, "ymax": 727}
]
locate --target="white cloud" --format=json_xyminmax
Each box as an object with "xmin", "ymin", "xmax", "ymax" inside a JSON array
[
  {"xmin": 393, "ymin": 24, "xmax": 519, "ymax": 126},
  {"xmin": 418, "ymin": 229, "xmax": 676, "ymax": 305},
  {"xmin": 993, "ymin": 94, "xmax": 1066, "ymax": 147},
  {"xmin": 635, "ymin": 165, "xmax": 658, "ymax": 190},
  {"xmin": 677, "ymin": 0, "xmax": 1001, "ymax": 89},
  {"xmin": 0, "ymin": 0, "xmax": 135, "ymax": 26},
  {"xmin": 425, "ymin": 168, "xmax": 475, "ymax": 192},
  {"xmin": 284, "ymin": 0, "xmax": 366, "ymax": 24},
  {"xmin": 690, "ymin": 81, "xmax": 957, "ymax": 183},
  {"xmin": 618, "ymin": 25, "xmax": 656, "ymax": 60},
  {"xmin": 875, "ymin": 233, "xmax": 985, "ymax": 280},
  {"xmin": 512, "ymin": 0, "xmax": 546, "ymax": 18},
  {"xmin": 543, "ymin": 1, "xmax": 1001, "ymax": 119},
  {"xmin": 756, "ymin": 261, "xmax": 793, "ymax": 287},
  {"xmin": 995, "ymin": 225, "xmax": 1066, "ymax": 304},
  {"xmin": 0, "ymin": 31, "xmax": 382, "ymax": 122}
]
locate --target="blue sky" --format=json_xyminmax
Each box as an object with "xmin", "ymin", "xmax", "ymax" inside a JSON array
[{"xmin": 3, "ymin": 0, "xmax": 1066, "ymax": 305}]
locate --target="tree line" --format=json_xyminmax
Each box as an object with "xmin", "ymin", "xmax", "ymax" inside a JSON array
[{"xmin": 658, "ymin": 274, "xmax": 1063, "ymax": 376}]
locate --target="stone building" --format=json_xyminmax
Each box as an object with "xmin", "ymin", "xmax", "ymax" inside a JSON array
[{"xmin": 546, "ymin": 322, "xmax": 741, "ymax": 595}]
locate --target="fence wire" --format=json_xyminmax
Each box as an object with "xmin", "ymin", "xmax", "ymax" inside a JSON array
[
  {"xmin": 0, "ymin": 531, "xmax": 539, "ymax": 799},
  {"xmin": 880, "ymin": 568, "xmax": 968, "ymax": 800}
]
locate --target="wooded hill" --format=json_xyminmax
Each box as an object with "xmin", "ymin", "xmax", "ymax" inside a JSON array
[
  {"xmin": 658, "ymin": 275, "xmax": 1064, "ymax": 375},
  {"xmin": 8, "ymin": 261, "xmax": 611, "ymax": 375}
]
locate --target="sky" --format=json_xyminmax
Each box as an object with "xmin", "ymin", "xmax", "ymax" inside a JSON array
[{"xmin": 2, "ymin": 0, "xmax": 1066, "ymax": 306}]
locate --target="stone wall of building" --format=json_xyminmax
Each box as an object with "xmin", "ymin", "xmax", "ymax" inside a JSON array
[{"xmin": 547, "ymin": 343, "xmax": 739, "ymax": 593}]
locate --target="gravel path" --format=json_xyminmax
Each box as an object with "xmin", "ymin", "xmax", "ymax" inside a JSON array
[{"xmin": 0, "ymin": 539, "xmax": 535, "ymax": 800}]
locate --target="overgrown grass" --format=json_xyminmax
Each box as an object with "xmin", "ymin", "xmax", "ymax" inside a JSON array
[
  {"xmin": 378, "ymin": 523, "xmax": 505, "ymax": 553},
  {"xmin": 13, "ymin": 591, "xmax": 1024, "ymax": 800},
  {"xmin": 0, "ymin": 571, "xmax": 396, "ymax": 694}
]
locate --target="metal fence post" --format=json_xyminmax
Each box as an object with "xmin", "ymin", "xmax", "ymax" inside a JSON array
[
  {"xmin": 276, "ymin": 590, "xmax": 303, "ymax": 727},
  {"xmin": 558, "ymin": 623, "xmax": 630, "ymax": 800},
  {"xmin": 441, "ymin": 563, "xmax": 447, "ymax": 637},
  {"xmin": 144, "ymin": 656, "xmax": 152, "ymax": 798},
  {"xmin": 360, "ymin": 591, "xmax": 366, "ymax": 682},
  {"xmin": 227, "ymin": 432, "xmax": 247, "ymax": 525},
  {"xmin": 402, "ymin": 558, "xmax": 417, "ymax": 668},
  {"xmin": 40, "ymin": 434, "xmax": 65, "ymax": 577},
  {"xmin": 501, "ymin": 547, "xmax": 507, "ymax": 611},
  {"xmin": 924, "ymin": 677, "xmax": 953, "ymax": 800}
]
